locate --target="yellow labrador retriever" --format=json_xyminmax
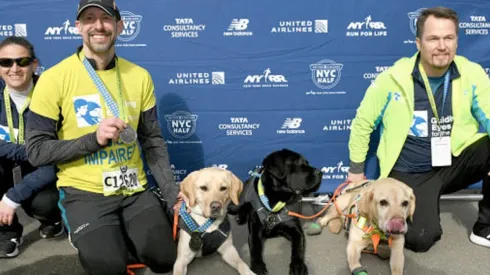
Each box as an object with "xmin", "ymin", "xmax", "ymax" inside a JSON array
[
  {"xmin": 173, "ymin": 167, "xmax": 255, "ymax": 275},
  {"xmin": 316, "ymin": 177, "xmax": 415, "ymax": 275}
]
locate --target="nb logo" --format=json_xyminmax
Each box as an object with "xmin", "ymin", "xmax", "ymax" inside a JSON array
[
  {"xmin": 228, "ymin": 19, "xmax": 249, "ymax": 31},
  {"xmin": 282, "ymin": 118, "xmax": 302, "ymax": 129}
]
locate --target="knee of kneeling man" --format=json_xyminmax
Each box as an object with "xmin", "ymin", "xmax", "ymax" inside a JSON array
[
  {"xmin": 405, "ymin": 231, "xmax": 441, "ymax": 252},
  {"xmin": 79, "ymin": 252, "xmax": 127, "ymax": 275}
]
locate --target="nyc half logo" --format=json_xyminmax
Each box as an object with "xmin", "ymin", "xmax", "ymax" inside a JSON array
[
  {"xmin": 405, "ymin": 8, "xmax": 427, "ymax": 43},
  {"xmin": 165, "ymin": 111, "xmax": 198, "ymax": 139},
  {"xmin": 73, "ymin": 94, "xmax": 103, "ymax": 128},
  {"xmin": 118, "ymin": 11, "xmax": 143, "ymax": 42},
  {"xmin": 310, "ymin": 59, "xmax": 343, "ymax": 89},
  {"xmin": 409, "ymin": 110, "xmax": 428, "ymax": 137}
]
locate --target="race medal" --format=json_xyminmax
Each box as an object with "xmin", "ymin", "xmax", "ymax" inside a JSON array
[
  {"xmin": 189, "ymin": 232, "xmax": 203, "ymax": 252},
  {"xmin": 120, "ymin": 125, "xmax": 137, "ymax": 144}
]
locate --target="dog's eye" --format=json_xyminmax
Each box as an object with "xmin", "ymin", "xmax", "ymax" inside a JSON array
[
  {"xmin": 199, "ymin": 186, "xmax": 208, "ymax": 192},
  {"xmin": 401, "ymin": 200, "xmax": 409, "ymax": 207},
  {"xmin": 220, "ymin": 186, "xmax": 227, "ymax": 191},
  {"xmin": 379, "ymin": 199, "xmax": 389, "ymax": 207}
]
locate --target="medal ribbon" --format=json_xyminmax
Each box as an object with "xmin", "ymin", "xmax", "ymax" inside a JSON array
[
  {"xmin": 82, "ymin": 57, "xmax": 127, "ymax": 122},
  {"xmin": 418, "ymin": 62, "xmax": 450, "ymax": 128},
  {"xmin": 179, "ymin": 201, "xmax": 216, "ymax": 232},
  {"xmin": 3, "ymin": 86, "xmax": 34, "ymax": 144}
]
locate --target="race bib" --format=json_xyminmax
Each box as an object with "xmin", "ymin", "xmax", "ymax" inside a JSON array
[{"xmin": 102, "ymin": 165, "xmax": 143, "ymax": 196}]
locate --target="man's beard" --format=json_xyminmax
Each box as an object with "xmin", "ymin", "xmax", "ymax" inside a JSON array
[{"xmin": 85, "ymin": 33, "xmax": 116, "ymax": 53}]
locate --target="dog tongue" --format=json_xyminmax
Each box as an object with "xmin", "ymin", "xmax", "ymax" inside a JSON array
[{"xmin": 386, "ymin": 217, "xmax": 405, "ymax": 233}]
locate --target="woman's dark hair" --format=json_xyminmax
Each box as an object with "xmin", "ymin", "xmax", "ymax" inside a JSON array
[{"xmin": 0, "ymin": 36, "xmax": 37, "ymax": 60}]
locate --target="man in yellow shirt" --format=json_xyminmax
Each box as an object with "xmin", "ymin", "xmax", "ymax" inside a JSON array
[{"xmin": 25, "ymin": 1, "xmax": 184, "ymax": 274}]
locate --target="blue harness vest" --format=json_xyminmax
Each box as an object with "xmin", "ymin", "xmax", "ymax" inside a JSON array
[
  {"xmin": 244, "ymin": 167, "xmax": 301, "ymax": 231},
  {"xmin": 178, "ymin": 210, "xmax": 232, "ymax": 256}
]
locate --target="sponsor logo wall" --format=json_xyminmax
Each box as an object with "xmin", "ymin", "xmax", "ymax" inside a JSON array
[{"xmin": 3, "ymin": 0, "xmax": 488, "ymax": 193}]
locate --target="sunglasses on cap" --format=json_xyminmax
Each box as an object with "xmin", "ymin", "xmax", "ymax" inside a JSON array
[{"xmin": 0, "ymin": 57, "xmax": 35, "ymax": 68}]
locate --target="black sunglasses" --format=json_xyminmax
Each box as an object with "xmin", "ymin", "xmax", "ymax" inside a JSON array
[{"xmin": 0, "ymin": 57, "xmax": 34, "ymax": 68}]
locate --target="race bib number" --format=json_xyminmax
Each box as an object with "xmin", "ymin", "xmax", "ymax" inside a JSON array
[{"xmin": 102, "ymin": 166, "xmax": 142, "ymax": 195}]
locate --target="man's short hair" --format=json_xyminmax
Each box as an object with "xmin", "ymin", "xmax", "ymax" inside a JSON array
[{"xmin": 416, "ymin": 6, "xmax": 459, "ymax": 38}]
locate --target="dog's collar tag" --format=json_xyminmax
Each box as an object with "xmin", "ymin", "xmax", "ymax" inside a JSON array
[{"xmin": 189, "ymin": 232, "xmax": 203, "ymax": 252}]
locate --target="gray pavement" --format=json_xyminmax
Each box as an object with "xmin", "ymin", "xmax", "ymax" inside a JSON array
[{"xmin": 1, "ymin": 200, "xmax": 489, "ymax": 275}]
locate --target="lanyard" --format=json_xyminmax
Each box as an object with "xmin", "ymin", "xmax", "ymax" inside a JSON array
[
  {"xmin": 3, "ymin": 86, "xmax": 33, "ymax": 144},
  {"xmin": 81, "ymin": 57, "xmax": 126, "ymax": 122},
  {"xmin": 418, "ymin": 63, "xmax": 450, "ymax": 127}
]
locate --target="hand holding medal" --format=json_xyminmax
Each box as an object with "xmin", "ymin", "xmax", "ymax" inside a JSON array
[{"xmin": 82, "ymin": 57, "xmax": 137, "ymax": 145}]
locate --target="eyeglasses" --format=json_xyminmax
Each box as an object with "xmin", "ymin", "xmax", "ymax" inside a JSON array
[{"xmin": 0, "ymin": 57, "xmax": 34, "ymax": 68}]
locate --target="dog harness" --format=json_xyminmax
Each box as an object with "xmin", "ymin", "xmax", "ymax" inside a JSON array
[
  {"xmin": 244, "ymin": 166, "xmax": 301, "ymax": 231},
  {"xmin": 344, "ymin": 196, "xmax": 393, "ymax": 254},
  {"xmin": 178, "ymin": 202, "xmax": 232, "ymax": 256}
]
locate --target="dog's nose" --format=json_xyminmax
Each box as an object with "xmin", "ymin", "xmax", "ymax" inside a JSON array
[{"xmin": 210, "ymin": 201, "xmax": 222, "ymax": 213}]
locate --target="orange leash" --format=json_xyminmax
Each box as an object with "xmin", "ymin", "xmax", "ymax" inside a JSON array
[
  {"xmin": 126, "ymin": 264, "xmax": 146, "ymax": 275},
  {"xmin": 173, "ymin": 207, "xmax": 179, "ymax": 241},
  {"xmin": 287, "ymin": 180, "xmax": 354, "ymax": 220}
]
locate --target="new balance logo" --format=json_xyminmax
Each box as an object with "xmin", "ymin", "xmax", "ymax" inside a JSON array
[
  {"xmin": 224, "ymin": 19, "xmax": 253, "ymax": 36},
  {"xmin": 277, "ymin": 118, "xmax": 305, "ymax": 134},
  {"xmin": 228, "ymin": 19, "xmax": 248, "ymax": 31},
  {"xmin": 281, "ymin": 118, "xmax": 302, "ymax": 129}
]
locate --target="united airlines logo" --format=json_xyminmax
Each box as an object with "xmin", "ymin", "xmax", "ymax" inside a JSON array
[
  {"xmin": 310, "ymin": 59, "xmax": 343, "ymax": 89},
  {"xmin": 165, "ymin": 111, "xmax": 198, "ymax": 139}
]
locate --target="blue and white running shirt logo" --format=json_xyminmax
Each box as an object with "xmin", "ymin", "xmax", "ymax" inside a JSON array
[
  {"xmin": 73, "ymin": 94, "xmax": 103, "ymax": 127},
  {"xmin": 409, "ymin": 110, "xmax": 428, "ymax": 137}
]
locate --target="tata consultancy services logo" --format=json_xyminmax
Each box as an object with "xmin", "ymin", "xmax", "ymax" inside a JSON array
[
  {"xmin": 310, "ymin": 59, "xmax": 343, "ymax": 89},
  {"xmin": 165, "ymin": 111, "xmax": 198, "ymax": 139}
]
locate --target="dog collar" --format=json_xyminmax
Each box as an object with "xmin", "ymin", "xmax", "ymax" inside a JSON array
[
  {"xmin": 355, "ymin": 215, "xmax": 393, "ymax": 253},
  {"xmin": 179, "ymin": 201, "xmax": 216, "ymax": 232},
  {"xmin": 257, "ymin": 178, "xmax": 286, "ymax": 212}
]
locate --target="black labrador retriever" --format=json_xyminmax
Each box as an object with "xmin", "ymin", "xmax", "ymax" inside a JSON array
[{"xmin": 228, "ymin": 149, "xmax": 322, "ymax": 275}]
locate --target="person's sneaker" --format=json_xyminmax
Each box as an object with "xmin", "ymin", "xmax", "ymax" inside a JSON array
[
  {"xmin": 39, "ymin": 221, "xmax": 65, "ymax": 239},
  {"xmin": 469, "ymin": 222, "xmax": 490, "ymax": 248},
  {"xmin": 0, "ymin": 237, "xmax": 23, "ymax": 258}
]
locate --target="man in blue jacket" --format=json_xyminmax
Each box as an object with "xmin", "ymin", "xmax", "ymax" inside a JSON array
[{"xmin": 0, "ymin": 36, "xmax": 63, "ymax": 258}]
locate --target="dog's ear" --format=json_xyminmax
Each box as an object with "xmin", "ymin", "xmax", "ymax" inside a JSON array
[
  {"xmin": 262, "ymin": 152, "xmax": 287, "ymax": 180},
  {"xmin": 228, "ymin": 171, "xmax": 243, "ymax": 205},
  {"xmin": 358, "ymin": 189, "xmax": 375, "ymax": 222},
  {"xmin": 407, "ymin": 187, "xmax": 416, "ymax": 222},
  {"xmin": 180, "ymin": 170, "xmax": 199, "ymax": 207}
]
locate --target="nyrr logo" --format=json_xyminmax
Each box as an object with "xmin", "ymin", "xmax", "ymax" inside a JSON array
[
  {"xmin": 243, "ymin": 68, "xmax": 288, "ymax": 88},
  {"xmin": 310, "ymin": 59, "xmax": 343, "ymax": 89},
  {"xmin": 277, "ymin": 118, "xmax": 305, "ymax": 134},
  {"xmin": 346, "ymin": 15, "xmax": 387, "ymax": 37},
  {"xmin": 117, "ymin": 11, "xmax": 146, "ymax": 47},
  {"xmin": 44, "ymin": 20, "xmax": 81, "ymax": 40},
  {"xmin": 0, "ymin": 24, "xmax": 27, "ymax": 37},
  {"xmin": 223, "ymin": 19, "xmax": 253, "ymax": 36},
  {"xmin": 321, "ymin": 161, "xmax": 349, "ymax": 180},
  {"xmin": 164, "ymin": 111, "xmax": 198, "ymax": 140},
  {"xmin": 404, "ymin": 8, "xmax": 426, "ymax": 43}
]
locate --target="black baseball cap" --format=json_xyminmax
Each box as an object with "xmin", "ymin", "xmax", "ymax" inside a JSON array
[{"xmin": 76, "ymin": 0, "xmax": 121, "ymax": 20}]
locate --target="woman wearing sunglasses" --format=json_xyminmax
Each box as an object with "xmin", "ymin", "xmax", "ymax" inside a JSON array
[{"xmin": 0, "ymin": 36, "xmax": 63, "ymax": 258}]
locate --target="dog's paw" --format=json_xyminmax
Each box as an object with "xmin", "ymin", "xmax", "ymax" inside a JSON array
[
  {"xmin": 251, "ymin": 261, "xmax": 268, "ymax": 275},
  {"xmin": 289, "ymin": 260, "xmax": 308, "ymax": 275}
]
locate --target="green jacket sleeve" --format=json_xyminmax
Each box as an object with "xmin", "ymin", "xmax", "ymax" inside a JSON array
[
  {"xmin": 470, "ymin": 64, "xmax": 490, "ymax": 132},
  {"xmin": 348, "ymin": 74, "xmax": 391, "ymax": 173}
]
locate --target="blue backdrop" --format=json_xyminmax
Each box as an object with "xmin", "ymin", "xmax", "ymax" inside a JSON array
[{"xmin": 1, "ymin": 0, "xmax": 489, "ymax": 193}]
